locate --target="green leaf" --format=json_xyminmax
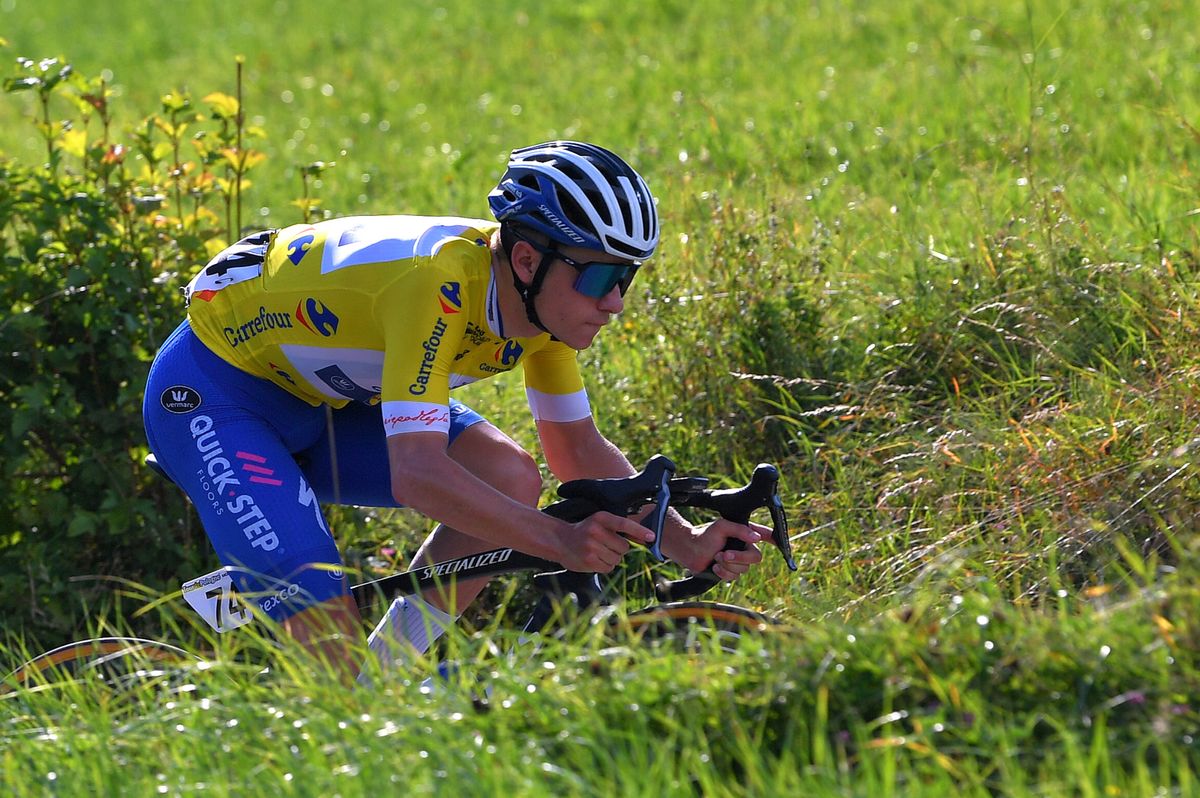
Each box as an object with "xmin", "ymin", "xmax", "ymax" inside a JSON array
[
  {"xmin": 202, "ymin": 91, "xmax": 239, "ymax": 120},
  {"xmin": 10, "ymin": 406, "xmax": 36, "ymax": 439},
  {"xmin": 67, "ymin": 513, "xmax": 97, "ymax": 538},
  {"xmin": 3, "ymin": 76, "xmax": 40, "ymax": 93},
  {"xmin": 162, "ymin": 92, "xmax": 196, "ymax": 115},
  {"xmin": 42, "ymin": 62, "xmax": 72, "ymax": 92}
]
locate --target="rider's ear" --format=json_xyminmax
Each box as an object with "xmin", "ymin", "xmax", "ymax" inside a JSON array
[{"xmin": 510, "ymin": 240, "xmax": 540, "ymax": 284}]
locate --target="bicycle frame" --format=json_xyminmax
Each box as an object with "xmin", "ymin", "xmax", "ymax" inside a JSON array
[{"xmin": 180, "ymin": 454, "xmax": 797, "ymax": 635}]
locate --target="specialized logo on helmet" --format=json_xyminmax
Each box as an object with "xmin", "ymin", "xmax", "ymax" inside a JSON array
[
  {"xmin": 160, "ymin": 385, "xmax": 202, "ymax": 414},
  {"xmin": 495, "ymin": 340, "xmax": 523, "ymax": 366},
  {"xmin": 537, "ymin": 204, "xmax": 586, "ymax": 244},
  {"xmin": 439, "ymin": 282, "xmax": 462, "ymax": 314},
  {"xmin": 295, "ymin": 298, "xmax": 339, "ymax": 337},
  {"xmin": 286, "ymin": 231, "xmax": 316, "ymax": 265}
]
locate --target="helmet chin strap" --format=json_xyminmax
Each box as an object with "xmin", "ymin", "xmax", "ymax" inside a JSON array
[{"xmin": 502, "ymin": 227, "xmax": 560, "ymax": 339}]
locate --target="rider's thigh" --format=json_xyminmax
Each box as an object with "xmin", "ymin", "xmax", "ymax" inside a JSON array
[
  {"xmin": 296, "ymin": 400, "xmax": 398, "ymax": 507},
  {"xmin": 446, "ymin": 419, "xmax": 542, "ymax": 506}
]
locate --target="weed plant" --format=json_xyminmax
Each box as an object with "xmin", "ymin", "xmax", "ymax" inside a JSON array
[{"xmin": 1, "ymin": 0, "xmax": 1198, "ymax": 793}]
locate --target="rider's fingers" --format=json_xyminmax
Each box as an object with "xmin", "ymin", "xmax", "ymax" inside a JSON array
[
  {"xmin": 718, "ymin": 545, "xmax": 764, "ymax": 566},
  {"xmin": 726, "ymin": 521, "xmax": 768, "ymax": 544},
  {"xmin": 607, "ymin": 532, "xmax": 631, "ymax": 556},
  {"xmin": 598, "ymin": 544, "xmax": 624, "ymax": 571},
  {"xmin": 712, "ymin": 561, "xmax": 744, "ymax": 581},
  {"xmin": 585, "ymin": 518, "xmax": 632, "ymax": 558},
  {"xmin": 582, "ymin": 537, "xmax": 616, "ymax": 572},
  {"xmin": 597, "ymin": 511, "xmax": 656, "ymax": 544}
]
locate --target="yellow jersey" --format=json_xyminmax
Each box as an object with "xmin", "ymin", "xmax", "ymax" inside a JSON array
[{"xmin": 184, "ymin": 216, "xmax": 590, "ymax": 437}]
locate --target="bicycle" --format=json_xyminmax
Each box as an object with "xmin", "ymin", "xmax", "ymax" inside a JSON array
[{"xmin": 3, "ymin": 455, "xmax": 797, "ymax": 693}]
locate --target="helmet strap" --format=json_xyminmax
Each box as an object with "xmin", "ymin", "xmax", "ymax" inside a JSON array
[{"xmin": 501, "ymin": 225, "xmax": 559, "ymax": 339}]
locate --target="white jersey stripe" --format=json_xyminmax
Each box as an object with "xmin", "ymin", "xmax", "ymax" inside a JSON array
[
  {"xmin": 526, "ymin": 387, "xmax": 591, "ymax": 423},
  {"xmin": 382, "ymin": 400, "xmax": 451, "ymax": 437}
]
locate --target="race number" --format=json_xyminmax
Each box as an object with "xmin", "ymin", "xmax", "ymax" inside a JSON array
[{"xmin": 182, "ymin": 568, "xmax": 253, "ymax": 633}]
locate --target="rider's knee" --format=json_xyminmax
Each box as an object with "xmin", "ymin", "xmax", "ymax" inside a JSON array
[{"xmin": 490, "ymin": 444, "xmax": 542, "ymax": 506}]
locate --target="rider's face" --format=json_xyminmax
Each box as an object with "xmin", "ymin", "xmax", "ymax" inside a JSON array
[{"xmin": 535, "ymin": 245, "xmax": 630, "ymax": 350}]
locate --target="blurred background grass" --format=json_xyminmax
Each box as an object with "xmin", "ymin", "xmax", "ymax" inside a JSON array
[
  {"xmin": 2, "ymin": 0, "xmax": 1199, "ymax": 792},
  {"xmin": 3, "ymin": 0, "xmax": 1198, "ymax": 641}
]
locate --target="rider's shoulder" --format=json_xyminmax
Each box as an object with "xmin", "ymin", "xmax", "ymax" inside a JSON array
[{"xmin": 281, "ymin": 215, "xmax": 495, "ymax": 247}]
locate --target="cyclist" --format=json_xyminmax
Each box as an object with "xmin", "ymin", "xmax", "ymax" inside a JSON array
[{"xmin": 143, "ymin": 141, "xmax": 768, "ymax": 677}]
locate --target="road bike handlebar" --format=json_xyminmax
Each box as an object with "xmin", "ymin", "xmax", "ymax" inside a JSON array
[
  {"xmin": 351, "ymin": 455, "xmax": 796, "ymax": 612},
  {"xmin": 545, "ymin": 453, "xmax": 679, "ymax": 560},
  {"xmin": 533, "ymin": 457, "xmax": 796, "ymax": 604},
  {"xmin": 653, "ymin": 463, "xmax": 798, "ymax": 601}
]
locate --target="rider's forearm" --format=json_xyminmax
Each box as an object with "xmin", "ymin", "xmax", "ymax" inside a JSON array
[
  {"xmin": 390, "ymin": 444, "xmax": 568, "ymax": 563},
  {"xmin": 538, "ymin": 417, "xmax": 637, "ymax": 483},
  {"xmin": 659, "ymin": 509, "xmax": 697, "ymax": 563},
  {"xmin": 539, "ymin": 417, "xmax": 698, "ymax": 559}
]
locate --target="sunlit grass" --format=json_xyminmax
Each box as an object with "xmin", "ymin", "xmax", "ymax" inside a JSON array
[
  {"xmin": 4, "ymin": 571, "xmax": 1197, "ymax": 795},
  {"xmin": 2, "ymin": 0, "xmax": 1199, "ymax": 792}
]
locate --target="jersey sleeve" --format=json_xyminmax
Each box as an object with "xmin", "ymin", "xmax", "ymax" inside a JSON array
[
  {"xmin": 377, "ymin": 256, "xmax": 471, "ymax": 438},
  {"xmin": 522, "ymin": 340, "xmax": 591, "ymax": 422}
]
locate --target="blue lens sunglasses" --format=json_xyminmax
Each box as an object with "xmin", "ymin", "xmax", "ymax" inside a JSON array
[{"xmin": 510, "ymin": 229, "xmax": 642, "ymax": 298}]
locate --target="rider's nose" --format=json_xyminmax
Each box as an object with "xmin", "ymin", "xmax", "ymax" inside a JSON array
[{"xmin": 597, "ymin": 284, "xmax": 624, "ymax": 314}]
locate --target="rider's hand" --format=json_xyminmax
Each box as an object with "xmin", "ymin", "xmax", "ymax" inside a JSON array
[
  {"xmin": 557, "ymin": 511, "xmax": 656, "ymax": 573},
  {"xmin": 665, "ymin": 519, "xmax": 768, "ymax": 581}
]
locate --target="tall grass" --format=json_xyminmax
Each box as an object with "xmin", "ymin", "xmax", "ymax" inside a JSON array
[{"xmin": 2, "ymin": 0, "xmax": 1199, "ymax": 793}]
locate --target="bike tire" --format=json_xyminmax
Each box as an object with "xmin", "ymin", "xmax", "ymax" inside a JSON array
[
  {"xmin": 613, "ymin": 601, "xmax": 781, "ymax": 651},
  {"xmin": 1, "ymin": 636, "xmax": 196, "ymax": 695}
]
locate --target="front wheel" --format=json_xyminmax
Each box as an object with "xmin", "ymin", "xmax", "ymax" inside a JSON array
[
  {"xmin": 604, "ymin": 601, "xmax": 781, "ymax": 651},
  {"xmin": 1, "ymin": 637, "xmax": 197, "ymax": 696}
]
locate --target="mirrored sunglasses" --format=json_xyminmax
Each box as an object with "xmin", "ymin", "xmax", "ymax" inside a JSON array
[{"xmin": 511, "ymin": 229, "xmax": 641, "ymax": 298}]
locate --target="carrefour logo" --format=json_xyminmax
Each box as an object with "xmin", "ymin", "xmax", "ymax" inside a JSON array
[
  {"xmin": 295, "ymin": 298, "xmax": 339, "ymax": 337},
  {"xmin": 439, "ymin": 282, "xmax": 462, "ymax": 314},
  {"xmin": 286, "ymin": 232, "xmax": 316, "ymax": 265},
  {"xmin": 495, "ymin": 340, "xmax": 523, "ymax": 366}
]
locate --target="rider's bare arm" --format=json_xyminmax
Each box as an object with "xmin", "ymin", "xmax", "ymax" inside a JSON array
[
  {"xmin": 537, "ymin": 415, "xmax": 637, "ymax": 483},
  {"xmin": 388, "ymin": 431, "xmax": 654, "ymax": 574}
]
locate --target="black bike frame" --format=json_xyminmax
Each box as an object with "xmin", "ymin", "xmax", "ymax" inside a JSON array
[{"xmin": 349, "ymin": 546, "xmax": 560, "ymax": 612}]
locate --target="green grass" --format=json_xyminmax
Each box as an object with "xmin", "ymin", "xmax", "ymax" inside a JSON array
[{"xmin": 2, "ymin": 0, "xmax": 1200, "ymax": 793}]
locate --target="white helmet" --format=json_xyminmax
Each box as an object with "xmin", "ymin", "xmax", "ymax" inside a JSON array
[{"xmin": 488, "ymin": 140, "xmax": 659, "ymax": 260}]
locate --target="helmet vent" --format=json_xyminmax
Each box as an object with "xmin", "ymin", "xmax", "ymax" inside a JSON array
[{"xmin": 554, "ymin": 187, "xmax": 593, "ymax": 234}]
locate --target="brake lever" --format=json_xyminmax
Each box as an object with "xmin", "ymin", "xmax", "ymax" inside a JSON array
[
  {"xmin": 655, "ymin": 463, "xmax": 795, "ymax": 601},
  {"xmin": 767, "ymin": 489, "xmax": 797, "ymax": 572},
  {"xmin": 546, "ymin": 455, "xmax": 679, "ymax": 555}
]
